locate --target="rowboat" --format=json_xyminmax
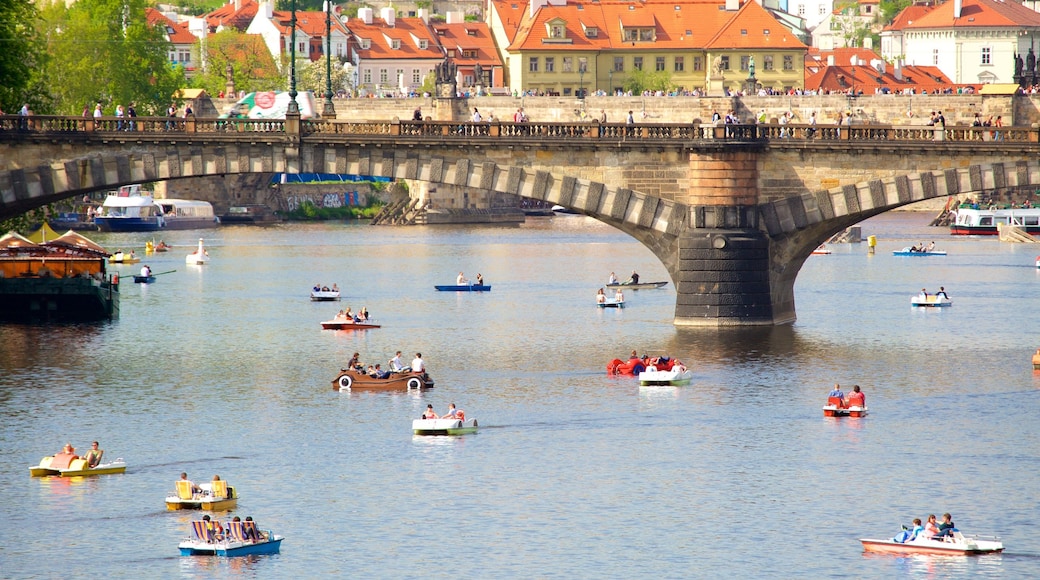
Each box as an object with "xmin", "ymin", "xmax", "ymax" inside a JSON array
[
  {"xmin": 179, "ymin": 519, "xmax": 283, "ymax": 557},
  {"xmin": 133, "ymin": 275, "xmax": 156, "ymax": 284},
  {"xmin": 606, "ymin": 281, "xmax": 668, "ymax": 290},
  {"xmin": 332, "ymin": 369, "xmax": 434, "ymax": 391},
  {"xmin": 859, "ymin": 532, "xmax": 1003, "ymax": 555},
  {"xmin": 412, "ymin": 418, "xmax": 479, "ymax": 436},
  {"xmin": 893, "ymin": 247, "xmax": 946, "ymax": 256},
  {"xmin": 911, "ymin": 295, "xmax": 952, "ymax": 307},
  {"xmin": 435, "ymin": 284, "xmax": 491, "ymax": 292},
  {"xmin": 29, "ymin": 453, "xmax": 127, "ymax": 477},
  {"xmin": 320, "ymin": 319, "xmax": 381, "ymax": 330},
  {"xmin": 310, "ymin": 290, "xmax": 340, "ymax": 301},
  {"xmin": 165, "ymin": 479, "xmax": 238, "ymax": 511},
  {"xmin": 598, "ymin": 300, "xmax": 624, "ymax": 308}
]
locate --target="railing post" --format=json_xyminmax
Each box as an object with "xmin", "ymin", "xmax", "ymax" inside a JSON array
[
  {"xmin": 185, "ymin": 117, "xmax": 196, "ymax": 133},
  {"xmin": 1032, "ymin": 123, "xmax": 1039, "ymax": 143},
  {"xmin": 490, "ymin": 121, "xmax": 500, "ymax": 138},
  {"xmin": 391, "ymin": 118, "xmax": 401, "ymax": 136}
]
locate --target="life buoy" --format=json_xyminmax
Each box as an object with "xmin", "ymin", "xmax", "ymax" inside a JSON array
[
  {"xmin": 406, "ymin": 377, "xmax": 422, "ymax": 389},
  {"xmin": 338, "ymin": 374, "xmax": 352, "ymax": 389},
  {"xmin": 112, "ymin": 273, "xmax": 118, "ymax": 285}
]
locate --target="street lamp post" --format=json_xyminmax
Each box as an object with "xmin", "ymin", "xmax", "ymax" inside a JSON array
[
  {"xmin": 287, "ymin": 0, "xmax": 299, "ymax": 115},
  {"xmin": 322, "ymin": 0, "xmax": 335, "ymax": 118}
]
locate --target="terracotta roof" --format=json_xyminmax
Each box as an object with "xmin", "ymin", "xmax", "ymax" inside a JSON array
[
  {"xmin": 431, "ymin": 22, "xmax": 503, "ymax": 68},
  {"xmin": 271, "ymin": 10, "xmax": 350, "ymax": 37},
  {"xmin": 904, "ymin": 0, "xmax": 1040, "ymax": 29},
  {"xmin": 882, "ymin": 3, "xmax": 936, "ymax": 32},
  {"xmin": 807, "ymin": 47, "xmax": 886, "ymax": 70},
  {"xmin": 489, "ymin": 0, "xmax": 530, "ymax": 45},
  {"xmin": 145, "ymin": 8, "xmax": 196, "ymax": 45},
  {"xmin": 705, "ymin": 0, "xmax": 806, "ymax": 50},
  {"xmin": 347, "ymin": 17, "xmax": 443, "ymax": 61},
  {"xmin": 205, "ymin": 0, "xmax": 259, "ymax": 32},
  {"xmin": 805, "ymin": 61, "xmax": 964, "ymax": 93}
]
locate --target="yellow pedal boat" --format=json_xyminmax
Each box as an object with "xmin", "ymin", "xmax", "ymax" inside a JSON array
[{"xmin": 165, "ymin": 479, "xmax": 238, "ymax": 511}]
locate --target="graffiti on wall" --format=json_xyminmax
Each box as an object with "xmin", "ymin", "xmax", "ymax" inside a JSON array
[{"xmin": 286, "ymin": 191, "xmax": 366, "ymax": 212}]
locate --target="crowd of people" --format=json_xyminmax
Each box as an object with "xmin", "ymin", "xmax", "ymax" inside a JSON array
[
  {"xmin": 891, "ymin": 513, "xmax": 958, "ymax": 543},
  {"xmin": 197, "ymin": 514, "xmax": 268, "ymax": 543}
]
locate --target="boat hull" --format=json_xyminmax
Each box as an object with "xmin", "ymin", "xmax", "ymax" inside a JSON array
[
  {"xmin": 310, "ymin": 291, "xmax": 340, "ymax": 301},
  {"xmin": 133, "ymin": 275, "xmax": 156, "ymax": 284},
  {"xmin": 606, "ymin": 281, "xmax": 668, "ymax": 290},
  {"xmin": 598, "ymin": 301, "xmax": 624, "ymax": 308},
  {"xmin": 332, "ymin": 369, "xmax": 434, "ymax": 391},
  {"xmin": 823, "ymin": 405, "xmax": 868, "ymax": 417},
  {"xmin": 911, "ymin": 297, "xmax": 952, "ymax": 307},
  {"xmin": 435, "ymin": 285, "xmax": 491, "ymax": 292},
  {"xmin": 95, "ymin": 217, "xmax": 163, "ymax": 232},
  {"xmin": 412, "ymin": 418, "xmax": 479, "ymax": 435},
  {"xmin": 860, "ymin": 537, "xmax": 1004, "ymax": 555},
  {"xmin": 893, "ymin": 249, "xmax": 947, "ymax": 256},
  {"xmin": 639, "ymin": 369, "xmax": 693, "ymax": 386},
  {"xmin": 166, "ymin": 497, "xmax": 238, "ymax": 511},
  {"xmin": 321, "ymin": 320, "xmax": 381, "ymax": 330},
  {"xmin": 179, "ymin": 537, "xmax": 282, "ymax": 557},
  {"xmin": 0, "ymin": 277, "xmax": 119, "ymax": 322},
  {"xmin": 29, "ymin": 458, "xmax": 127, "ymax": 477}
]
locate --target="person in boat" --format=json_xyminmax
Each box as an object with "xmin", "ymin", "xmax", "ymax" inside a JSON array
[
  {"xmin": 892, "ymin": 518, "xmax": 925, "ymax": 543},
  {"xmin": 59, "ymin": 442, "xmax": 76, "ymax": 456},
  {"xmin": 343, "ymin": 307, "xmax": 354, "ymax": 321},
  {"xmin": 923, "ymin": 514, "xmax": 941, "ymax": 538},
  {"xmin": 828, "ymin": 384, "xmax": 845, "ymax": 406},
  {"xmin": 366, "ymin": 365, "xmax": 377, "ymax": 377},
  {"xmin": 389, "ymin": 351, "xmax": 406, "ymax": 372},
  {"xmin": 335, "ymin": 310, "xmax": 346, "ymax": 321},
  {"xmin": 422, "ymin": 404, "xmax": 438, "ymax": 419},
  {"xmin": 332, "ymin": 283, "xmax": 339, "ymax": 292},
  {"xmin": 203, "ymin": 514, "xmax": 224, "ymax": 541},
  {"xmin": 936, "ymin": 286, "xmax": 949, "ymax": 299},
  {"xmin": 609, "ymin": 272, "xmax": 619, "ymax": 285},
  {"xmin": 140, "ymin": 264, "xmax": 151, "ymax": 277},
  {"xmin": 129, "ymin": 250, "xmax": 136, "ymax": 259},
  {"xmin": 313, "ymin": 284, "xmax": 321, "ymax": 292},
  {"xmin": 442, "ymin": 403, "xmax": 460, "ymax": 419},
  {"xmin": 909, "ymin": 244, "xmax": 920, "ymax": 253},
  {"xmin": 614, "ymin": 288, "xmax": 624, "ymax": 303},
  {"xmin": 83, "ymin": 441, "xmax": 104, "ymax": 468},
  {"xmin": 476, "ymin": 273, "xmax": 484, "ymax": 286},
  {"xmin": 412, "ymin": 353, "xmax": 426, "ymax": 374},
  {"xmin": 321, "ymin": 285, "xmax": 330, "ymax": 292},
  {"xmin": 846, "ymin": 385, "xmax": 865, "ymax": 408},
  {"xmin": 243, "ymin": 516, "xmax": 264, "ymax": 542},
  {"xmin": 157, "ymin": 240, "xmax": 169, "ymax": 250},
  {"xmin": 935, "ymin": 513, "xmax": 956, "ymax": 538},
  {"xmin": 918, "ymin": 288, "xmax": 929, "ymax": 301},
  {"xmin": 180, "ymin": 472, "xmax": 202, "ymax": 495},
  {"xmin": 358, "ymin": 307, "xmax": 369, "ymax": 322},
  {"xmin": 373, "ymin": 364, "xmax": 390, "ymax": 379},
  {"xmin": 628, "ymin": 271, "xmax": 640, "ymax": 285},
  {"xmin": 597, "ymin": 288, "xmax": 607, "ymax": 304},
  {"xmin": 925, "ymin": 241, "xmax": 935, "ymax": 252},
  {"xmin": 457, "ymin": 272, "xmax": 468, "ymax": 285},
  {"xmin": 348, "ymin": 352, "xmax": 363, "ymax": 372}
]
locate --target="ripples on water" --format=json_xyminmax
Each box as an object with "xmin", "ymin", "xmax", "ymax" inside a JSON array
[{"xmin": 1, "ymin": 213, "xmax": 1038, "ymax": 578}]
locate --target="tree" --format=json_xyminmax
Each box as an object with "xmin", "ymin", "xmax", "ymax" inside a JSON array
[
  {"xmin": 0, "ymin": 0, "xmax": 48, "ymax": 114},
  {"xmin": 190, "ymin": 30, "xmax": 282, "ymax": 96},
  {"xmin": 298, "ymin": 58, "xmax": 351, "ymax": 96},
  {"xmin": 38, "ymin": 0, "xmax": 185, "ymax": 116},
  {"xmin": 880, "ymin": 0, "xmax": 913, "ymax": 25},
  {"xmin": 622, "ymin": 69, "xmax": 674, "ymax": 95},
  {"xmin": 276, "ymin": 0, "xmax": 326, "ymax": 10}
]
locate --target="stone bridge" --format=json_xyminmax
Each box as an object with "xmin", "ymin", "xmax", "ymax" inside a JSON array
[{"xmin": 2, "ymin": 114, "xmax": 1039, "ymax": 326}]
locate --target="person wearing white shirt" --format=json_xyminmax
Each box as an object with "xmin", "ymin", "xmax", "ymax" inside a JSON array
[
  {"xmin": 411, "ymin": 353, "xmax": 425, "ymax": 373},
  {"xmin": 389, "ymin": 351, "xmax": 405, "ymax": 372}
]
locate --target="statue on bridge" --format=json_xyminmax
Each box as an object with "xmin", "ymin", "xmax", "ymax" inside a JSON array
[
  {"xmin": 435, "ymin": 58, "xmax": 459, "ymax": 99},
  {"xmin": 1028, "ymin": 48, "xmax": 1036, "ymax": 76},
  {"xmin": 1015, "ymin": 52, "xmax": 1023, "ymax": 77}
]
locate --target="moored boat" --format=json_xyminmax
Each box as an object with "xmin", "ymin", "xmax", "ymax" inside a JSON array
[
  {"xmin": 94, "ymin": 185, "xmax": 219, "ymax": 232},
  {"xmin": 412, "ymin": 417, "xmax": 479, "ymax": 436},
  {"xmin": 859, "ymin": 532, "xmax": 1004, "ymax": 555},
  {"xmin": 321, "ymin": 319, "xmax": 381, "ymax": 330},
  {"xmin": 29, "ymin": 453, "xmax": 127, "ymax": 477},
  {"xmin": 811, "ymin": 245, "xmax": 832, "ymax": 255},
  {"xmin": 178, "ymin": 519, "xmax": 283, "ymax": 557},
  {"xmin": 606, "ymin": 281, "xmax": 668, "ymax": 290},
  {"xmin": 331, "ymin": 369, "xmax": 434, "ymax": 391},
  {"xmin": 435, "ymin": 284, "xmax": 491, "ymax": 292},
  {"xmin": 951, "ymin": 204, "xmax": 1040, "ymax": 235},
  {"xmin": 165, "ymin": 479, "xmax": 238, "ymax": 511}
]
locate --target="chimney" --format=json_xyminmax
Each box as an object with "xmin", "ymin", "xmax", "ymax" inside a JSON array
[
  {"xmin": 447, "ymin": 11, "xmax": 465, "ymax": 24},
  {"xmin": 530, "ymin": 0, "xmax": 548, "ymax": 18},
  {"xmin": 418, "ymin": 8, "xmax": 429, "ymax": 24},
  {"xmin": 263, "ymin": 0, "xmax": 272, "ymax": 19},
  {"xmin": 827, "ymin": 55, "xmax": 835, "ymax": 66},
  {"xmin": 872, "ymin": 59, "xmax": 885, "ymax": 74},
  {"xmin": 954, "ymin": 0, "xmax": 962, "ymax": 18},
  {"xmin": 380, "ymin": 6, "xmax": 395, "ymax": 27},
  {"xmin": 894, "ymin": 60, "xmax": 903, "ymax": 81},
  {"xmin": 725, "ymin": 0, "xmax": 739, "ymax": 10},
  {"xmin": 359, "ymin": 7, "xmax": 373, "ymax": 25}
]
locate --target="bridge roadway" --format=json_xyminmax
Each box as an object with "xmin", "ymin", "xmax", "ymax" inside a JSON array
[{"xmin": 2, "ymin": 114, "xmax": 1040, "ymax": 326}]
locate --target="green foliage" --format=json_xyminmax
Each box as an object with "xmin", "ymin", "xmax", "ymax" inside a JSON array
[
  {"xmin": 622, "ymin": 69, "xmax": 674, "ymax": 94},
  {"xmin": 0, "ymin": 206, "xmax": 50, "ymax": 236},
  {"xmin": 880, "ymin": 0, "xmax": 913, "ymax": 24},
  {"xmin": 0, "ymin": 0, "xmax": 48, "ymax": 114},
  {"xmin": 38, "ymin": 0, "xmax": 186, "ymax": 115},
  {"xmin": 276, "ymin": 0, "xmax": 326, "ymax": 10},
  {"xmin": 283, "ymin": 199, "xmax": 384, "ymax": 221},
  {"xmin": 190, "ymin": 30, "xmax": 282, "ymax": 96},
  {"xmin": 297, "ymin": 58, "xmax": 351, "ymax": 96},
  {"xmin": 177, "ymin": 0, "xmax": 227, "ymax": 16},
  {"xmin": 419, "ymin": 71, "xmax": 436, "ymax": 95}
]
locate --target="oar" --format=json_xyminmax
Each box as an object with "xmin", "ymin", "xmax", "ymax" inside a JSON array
[{"xmin": 153, "ymin": 269, "xmax": 177, "ymax": 276}]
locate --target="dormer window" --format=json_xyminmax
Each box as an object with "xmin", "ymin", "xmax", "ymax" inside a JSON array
[
  {"xmin": 550, "ymin": 25, "xmax": 564, "ymax": 38},
  {"xmin": 360, "ymin": 39, "xmax": 371, "ymax": 49},
  {"xmin": 392, "ymin": 39, "xmax": 401, "ymax": 49},
  {"xmin": 586, "ymin": 27, "xmax": 598, "ymax": 38},
  {"xmin": 419, "ymin": 39, "xmax": 428, "ymax": 49},
  {"xmin": 467, "ymin": 29, "xmax": 477, "ymax": 36}
]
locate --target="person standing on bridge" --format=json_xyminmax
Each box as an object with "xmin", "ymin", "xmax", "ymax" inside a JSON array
[{"xmin": 413, "ymin": 106, "xmax": 422, "ymax": 121}]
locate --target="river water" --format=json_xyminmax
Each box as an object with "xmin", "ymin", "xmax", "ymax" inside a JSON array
[{"xmin": 1, "ymin": 213, "xmax": 1038, "ymax": 579}]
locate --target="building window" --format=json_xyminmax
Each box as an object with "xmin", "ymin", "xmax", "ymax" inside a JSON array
[
  {"xmin": 392, "ymin": 40, "xmax": 401, "ymax": 50},
  {"xmin": 656, "ymin": 56, "xmax": 666, "ymax": 71},
  {"xmin": 933, "ymin": 48, "xmax": 939, "ymax": 66},
  {"xmin": 529, "ymin": 57, "xmax": 539, "ymax": 72},
  {"xmin": 413, "ymin": 69, "xmax": 421, "ymax": 83},
  {"xmin": 613, "ymin": 56, "xmax": 624, "ymax": 72},
  {"xmin": 379, "ymin": 69, "xmax": 388, "ymax": 83},
  {"xmin": 763, "ymin": 55, "xmax": 774, "ymax": 71},
  {"xmin": 563, "ymin": 57, "xmax": 573, "ymax": 72},
  {"xmin": 550, "ymin": 25, "xmax": 564, "ymax": 38},
  {"xmin": 639, "ymin": 28, "xmax": 653, "ymax": 41},
  {"xmin": 818, "ymin": 5, "xmax": 826, "ymax": 14},
  {"xmin": 797, "ymin": 4, "xmax": 805, "ymax": 16},
  {"xmin": 783, "ymin": 55, "xmax": 793, "ymax": 71},
  {"xmin": 545, "ymin": 57, "xmax": 555, "ymax": 72},
  {"xmin": 419, "ymin": 40, "xmax": 428, "ymax": 49},
  {"xmin": 624, "ymin": 29, "xmax": 638, "ymax": 42},
  {"xmin": 740, "ymin": 55, "xmax": 749, "ymax": 71},
  {"xmin": 693, "ymin": 56, "xmax": 702, "ymax": 71},
  {"xmin": 586, "ymin": 27, "xmax": 598, "ymax": 37},
  {"xmin": 674, "ymin": 56, "xmax": 685, "ymax": 72},
  {"xmin": 981, "ymin": 46, "xmax": 991, "ymax": 65},
  {"xmin": 634, "ymin": 56, "xmax": 643, "ymax": 71},
  {"xmin": 363, "ymin": 70, "xmax": 371, "ymax": 84},
  {"xmin": 720, "ymin": 56, "xmax": 730, "ymax": 71},
  {"xmin": 396, "ymin": 69, "xmax": 404, "ymax": 84},
  {"xmin": 578, "ymin": 57, "xmax": 587, "ymax": 72}
]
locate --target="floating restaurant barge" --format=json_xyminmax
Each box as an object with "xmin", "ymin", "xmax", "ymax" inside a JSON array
[{"xmin": 0, "ymin": 230, "xmax": 119, "ymax": 322}]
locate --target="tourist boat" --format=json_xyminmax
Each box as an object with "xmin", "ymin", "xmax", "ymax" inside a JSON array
[
  {"xmin": 893, "ymin": 246, "xmax": 946, "ymax": 256},
  {"xmin": 133, "ymin": 275, "xmax": 156, "ymax": 284},
  {"xmin": 606, "ymin": 281, "xmax": 668, "ymax": 290},
  {"xmin": 950, "ymin": 204, "xmax": 1040, "ymax": 235},
  {"xmin": 0, "ymin": 229, "xmax": 119, "ymax": 322},
  {"xmin": 320, "ymin": 319, "xmax": 380, "ymax": 330},
  {"xmin": 811, "ymin": 245, "xmax": 832, "ymax": 255},
  {"xmin": 310, "ymin": 289, "xmax": 340, "ymax": 301},
  {"xmin": 911, "ymin": 294, "xmax": 952, "ymax": 307},
  {"xmin": 639, "ymin": 365, "xmax": 693, "ymax": 386},
  {"xmin": 108, "ymin": 251, "xmax": 140, "ymax": 264},
  {"xmin": 413, "ymin": 417, "xmax": 479, "ymax": 436},
  {"xmin": 29, "ymin": 453, "xmax": 127, "ymax": 477},
  {"xmin": 822, "ymin": 396, "xmax": 868, "ymax": 417},
  {"xmin": 165, "ymin": 479, "xmax": 238, "ymax": 511},
  {"xmin": 186, "ymin": 239, "xmax": 210, "ymax": 265},
  {"xmin": 178, "ymin": 519, "xmax": 283, "ymax": 557},
  {"xmin": 435, "ymin": 284, "xmax": 491, "ymax": 292},
  {"xmin": 94, "ymin": 185, "xmax": 219, "ymax": 232},
  {"xmin": 331, "ymin": 369, "xmax": 434, "ymax": 391},
  {"xmin": 598, "ymin": 299, "xmax": 624, "ymax": 308},
  {"xmin": 859, "ymin": 532, "xmax": 1004, "ymax": 555}
]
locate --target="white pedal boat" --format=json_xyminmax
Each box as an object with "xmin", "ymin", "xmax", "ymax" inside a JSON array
[
  {"xmin": 638, "ymin": 367, "xmax": 693, "ymax": 386},
  {"xmin": 412, "ymin": 418, "xmax": 478, "ymax": 436},
  {"xmin": 860, "ymin": 531, "xmax": 1003, "ymax": 556}
]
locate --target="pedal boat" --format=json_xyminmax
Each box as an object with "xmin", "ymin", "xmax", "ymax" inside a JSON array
[
  {"xmin": 320, "ymin": 319, "xmax": 381, "ymax": 330},
  {"xmin": 860, "ymin": 532, "xmax": 1003, "ymax": 556},
  {"xmin": 435, "ymin": 284, "xmax": 491, "ymax": 292},
  {"xmin": 639, "ymin": 367, "xmax": 693, "ymax": 386},
  {"xmin": 597, "ymin": 299, "xmax": 624, "ymax": 308},
  {"xmin": 822, "ymin": 396, "xmax": 868, "ymax": 417},
  {"xmin": 412, "ymin": 417, "xmax": 479, "ymax": 436},
  {"xmin": 29, "ymin": 453, "xmax": 127, "ymax": 477},
  {"xmin": 332, "ymin": 369, "xmax": 434, "ymax": 391},
  {"xmin": 911, "ymin": 295, "xmax": 952, "ymax": 307},
  {"xmin": 310, "ymin": 290, "xmax": 340, "ymax": 301},
  {"xmin": 179, "ymin": 520, "xmax": 282, "ymax": 557},
  {"xmin": 893, "ymin": 247, "xmax": 946, "ymax": 256},
  {"xmin": 165, "ymin": 479, "xmax": 238, "ymax": 511}
]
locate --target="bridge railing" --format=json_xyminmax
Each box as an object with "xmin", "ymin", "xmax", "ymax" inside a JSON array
[{"xmin": 0, "ymin": 115, "xmax": 1036, "ymax": 144}]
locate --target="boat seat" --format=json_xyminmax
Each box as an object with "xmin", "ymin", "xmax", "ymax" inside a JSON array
[
  {"xmin": 49, "ymin": 453, "xmax": 78, "ymax": 470},
  {"xmin": 175, "ymin": 479, "xmax": 194, "ymax": 500},
  {"xmin": 191, "ymin": 520, "xmax": 212, "ymax": 543},
  {"xmin": 210, "ymin": 479, "xmax": 229, "ymax": 499},
  {"xmin": 226, "ymin": 521, "xmax": 247, "ymax": 542},
  {"xmin": 826, "ymin": 396, "xmax": 845, "ymax": 408}
]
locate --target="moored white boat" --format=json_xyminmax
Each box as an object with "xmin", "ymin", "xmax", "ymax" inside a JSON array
[
  {"xmin": 811, "ymin": 245, "xmax": 831, "ymax": 255},
  {"xmin": 951, "ymin": 204, "xmax": 1040, "ymax": 235},
  {"xmin": 639, "ymin": 367, "xmax": 693, "ymax": 386},
  {"xmin": 179, "ymin": 519, "xmax": 282, "ymax": 557},
  {"xmin": 186, "ymin": 239, "xmax": 210, "ymax": 265},
  {"xmin": 412, "ymin": 418, "xmax": 478, "ymax": 435},
  {"xmin": 860, "ymin": 532, "xmax": 1004, "ymax": 555}
]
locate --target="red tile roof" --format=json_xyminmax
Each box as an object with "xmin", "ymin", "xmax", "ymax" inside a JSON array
[
  {"xmin": 431, "ymin": 22, "xmax": 503, "ymax": 68},
  {"xmin": 205, "ymin": 0, "xmax": 259, "ymax": 32},
  {"xmin": 904, "ymin": 0, "xmax": 1040, "ymax": 29},
  {"xmin": 882, "ymin": 2, "xmax": 936, "ymax": 32},
  {"xmin": 145, "ymin": 8, "xmax": 197, "ymax": 46},
  {"xmin": 347, "ymin": 17, "xmax": 444, "ymax": 61}
]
